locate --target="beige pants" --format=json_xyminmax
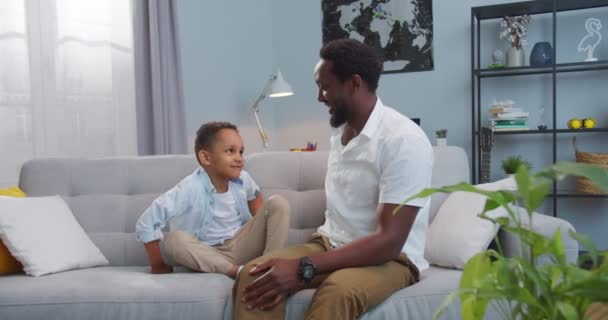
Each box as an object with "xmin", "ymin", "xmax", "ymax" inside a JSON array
[
  {"xmin": 233, "ymin": 234, "xmax": 420, "ymax": 320},
  {"xmin": 162, "ymin": 195, "xmax": 290, "ymax": 275}
]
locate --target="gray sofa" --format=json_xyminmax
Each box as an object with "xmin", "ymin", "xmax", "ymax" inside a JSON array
[{"xmin": 0, "ymin": 146, "xmax": 578, "ymax": 319}]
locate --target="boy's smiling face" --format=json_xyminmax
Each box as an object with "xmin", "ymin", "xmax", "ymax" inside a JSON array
[{"xmin": 198, "ymin": 128, "xmax": 245, "ymax": 181}]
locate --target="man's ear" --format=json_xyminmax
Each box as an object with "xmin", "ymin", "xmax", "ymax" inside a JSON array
[
  {"xmin": 350, "ymin": 74, "xmax": 363, "ymax": 93},
  {"xmin": 198, "ymin": 149, "xmax": 212, "ymax": 166}
]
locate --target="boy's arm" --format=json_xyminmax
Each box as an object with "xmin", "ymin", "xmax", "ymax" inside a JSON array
[
  {"xmin": 136, "ymin": 182, "xmax": 192, "ymax": 273},
  {"xmin": 144, "ymin": 240, "xmax": 173, "ymax": 274},
  {"xmin": 242, "ymin": 170, "xmax": 263, "ymax": 216},
  {"xmin": 248, "ymin": 193, "xmax": 264, "ymax": 216}
]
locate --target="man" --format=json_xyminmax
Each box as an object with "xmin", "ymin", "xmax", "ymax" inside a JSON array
[{"xmin": 233, "ymin": 38, "xmax": 433, "ymax": 320}]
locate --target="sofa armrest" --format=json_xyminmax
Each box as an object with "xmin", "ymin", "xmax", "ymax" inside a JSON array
[{"xmin": 498, "ymin": 208, "xmax": 579, "ymax": 265}]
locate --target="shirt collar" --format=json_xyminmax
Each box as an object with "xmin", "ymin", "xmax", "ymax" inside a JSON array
[
  {"xmin": 196, "ymin": 167, "xmax": 216, "ymax": 193},
  {"xmin": 332, "ymin": 97, "xmax": 384, "ymax": 140},
  {"xmin": 358, "ymin": 97, "xmax": 383, "ymax": 139},
  {"xmin": 196, "ymin": 167, "xmax": 243, "ymax": 193}
]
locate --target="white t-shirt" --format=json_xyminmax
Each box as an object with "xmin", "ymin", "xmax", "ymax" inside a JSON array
[
  {"xmin": 317, "ymin": 98, "xmax": 434, "ymax": 271},
  {"xmin": 200, "ymin": 188, "xmax": 243, "ymax": 246}
]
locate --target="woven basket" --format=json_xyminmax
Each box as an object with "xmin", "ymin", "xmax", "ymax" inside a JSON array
[{"xmin": 573, "ymin": 137, "xmax": 608, "ymax": 195}]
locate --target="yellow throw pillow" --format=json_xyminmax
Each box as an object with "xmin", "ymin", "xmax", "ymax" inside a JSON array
[
  {"xmin": 0, "ymin": 186, "xmax": 25, "ymax": 275},
  {"xmin": 0, "ymin": 186, "xmax": 26, "ymax": 198}
]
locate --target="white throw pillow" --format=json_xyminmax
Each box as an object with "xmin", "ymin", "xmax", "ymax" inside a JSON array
[
  {"xmin": 0, "ymin": 195, "xmax": 108, "ymax": 276},
  {"xmin": 425, "ymin": 177, "xmax": 516, "ymax": 269}
]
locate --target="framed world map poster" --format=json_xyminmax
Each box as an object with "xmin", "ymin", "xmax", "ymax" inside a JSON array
[{"xmin": 322, "ymin": 0, "xmax": 434, "ymax": 73}]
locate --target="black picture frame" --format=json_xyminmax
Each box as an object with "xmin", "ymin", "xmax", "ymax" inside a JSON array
[{"xmin": 322, "ymin": 0, "xmax": 434, "ymax": 74}]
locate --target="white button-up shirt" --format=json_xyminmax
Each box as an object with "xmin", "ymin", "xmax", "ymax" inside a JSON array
[{"xmin": 317, "ymin": 98, "xmax": 433, "ymax": 271}]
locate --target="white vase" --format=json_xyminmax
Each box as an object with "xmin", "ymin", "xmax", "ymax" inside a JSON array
[
  {"xmin": 436, "ymin": 138, "xmax": 447, "ymax": 147},
  {"xmin": 506, "ymin": 47, "xmax": 525, "ymax": 67}
]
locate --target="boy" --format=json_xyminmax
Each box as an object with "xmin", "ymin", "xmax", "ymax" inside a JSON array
[{"xmin": 135, "ymin": 121, "xmax": 290, "ymax": 278}]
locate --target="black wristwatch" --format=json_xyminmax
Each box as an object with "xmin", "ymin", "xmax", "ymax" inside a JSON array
[{"xmin": 298, "ymin": 256, "xmax": 316, "ymax": 283}]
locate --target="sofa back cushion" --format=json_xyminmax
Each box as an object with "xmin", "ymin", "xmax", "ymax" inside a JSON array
[
  {"xmin": 19, "ymin": 155, "xmax": 198, "ymax": 266},
  {"xmin": 244, "ymin": 146, "xmax": 470, "ymax": 244},
  {"xmin": 244, "ymin": 151, "xmax": 328, "ymax": 245},
  {"xmin": 17, "ymin": 146, "xmax": 469, "ymax": 266}
]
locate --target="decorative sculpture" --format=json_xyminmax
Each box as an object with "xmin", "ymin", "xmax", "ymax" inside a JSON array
[{"xmin": 577, "ymin": 18, "xmax": 603, "ymax": 62}]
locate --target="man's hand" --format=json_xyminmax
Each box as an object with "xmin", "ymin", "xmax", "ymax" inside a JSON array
[
  {"xmin": 150, "ymin": 263, "xmax": 173, "ymax": 274},
  {"xmin": 242, "ymin": 258, "xmax": 303, "ymax": 311}
]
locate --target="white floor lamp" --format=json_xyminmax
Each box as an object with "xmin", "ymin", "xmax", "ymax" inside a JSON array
[{"xmin": 251, "ymin": 69, "xmax": 293, "ymax": 149}]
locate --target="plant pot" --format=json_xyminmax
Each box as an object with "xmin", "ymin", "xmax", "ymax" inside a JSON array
[
  {"xmin": 436, "ymin": 138, "xmax": 447, "ymax": 147},
  {"xmin": 506, "ymin": 47, "xmax": 525, "ymax": 67},
  {"xmin": 530, "ymin": 42, "xmax": 553, "ymax": 67}
]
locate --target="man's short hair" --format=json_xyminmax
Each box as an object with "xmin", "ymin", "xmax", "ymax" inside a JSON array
[
  {"xmin": 320, "ymin": 39, "xmax": 382, "ymax": 93},
  {"xmin": 194, "ymin": 121, "xmax": 238, "ymax": 156}
]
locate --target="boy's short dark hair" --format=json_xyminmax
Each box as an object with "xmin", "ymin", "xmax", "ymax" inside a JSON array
[
  {"xmin": 194, "ymin": 121, "xmax": 238, "ymax": 157},
  {"xmin": 320, "ymin": 39, "xmax": 382, "ymax": 93}
]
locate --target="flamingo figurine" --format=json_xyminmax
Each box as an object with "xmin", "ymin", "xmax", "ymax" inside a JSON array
[{"xmin": 577, "ymin": 18, "xmax": 602, "ymax": 62}]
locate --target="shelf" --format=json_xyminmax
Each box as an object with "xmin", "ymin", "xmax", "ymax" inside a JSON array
[
  {"xmin": 475, "ymin": 60, "xmax": 608, "ymax": 78},
  {"xmin": 549, "ymin": 193, "xmax": 608, "ymax": 198},
  {"xmin": 472, "ymin": 0, "xmax": 608, "ymax": 20},
  {"xmin": 474, "ymin": 128, "xmax": 608, "ymax": 135},
  {"xmin": 471, "ymin": 0, "xmax": 608, "ymax": 218}
]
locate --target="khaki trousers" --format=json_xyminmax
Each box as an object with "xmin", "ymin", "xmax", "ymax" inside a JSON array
[
  {"xmin": 162, "ymin": 195, "xmax": 290, "ymax": 275},
  {"xmin": 233, "ymin": 234, "xmax": 420, "ymax": 320}
]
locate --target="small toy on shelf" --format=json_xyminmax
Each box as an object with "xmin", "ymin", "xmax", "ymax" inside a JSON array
[
  {"xmin": 583, "ymin": 118, "xmax": 596, "ymax": 129},
  {"xmin": 568, "ymin": 118, "xmax": 583, "ymax": 129},
  {"xmin": 290, "ymin": 141, "xmax": 318, "ymax": 152}
]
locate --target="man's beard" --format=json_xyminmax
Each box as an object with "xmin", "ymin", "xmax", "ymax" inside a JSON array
[{"xmin": 329, "ymin": 102, "xmax": 351, "ymax": 128}]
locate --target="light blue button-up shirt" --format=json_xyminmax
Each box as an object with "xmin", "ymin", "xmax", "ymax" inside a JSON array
[{"xmin": 135, "ymin": 168, "xmax": 260, "ymax": 244}]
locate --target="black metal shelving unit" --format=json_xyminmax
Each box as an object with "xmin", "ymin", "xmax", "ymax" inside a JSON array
[{"xmin": 471, "ymin": 0, "xmax": 608, "ymax": 217}]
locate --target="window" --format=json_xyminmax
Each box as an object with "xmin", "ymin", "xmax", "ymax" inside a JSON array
[{"xmin": 0, "ymin": 0, "xmax": 136, "ymax": 186}]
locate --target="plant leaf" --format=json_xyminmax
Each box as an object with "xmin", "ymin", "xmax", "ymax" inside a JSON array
[
  {"xmin": 550, "ymin": 229, "xmax": 566, "ymax": 266},
  {"xmin": 556, "ymin": 301, "xmax": 579, "ymax": 320},
  {"xmin": 552, "ymin": 162, "xmax": 608, "ymax": 193},
  {"xmin": 515, "ymin": 166, "xmax": 552, "ymax": 213},
  {"xmin": 460, "ymin": 252, "xmax": 492, "ymax": 320},
  {"xmin": 565, "ymin": 277, "xmax": 608, "ymax": 300},
  {"xmin": 570, "ymin": 230, "xmax": 599, "ymax": 267}
]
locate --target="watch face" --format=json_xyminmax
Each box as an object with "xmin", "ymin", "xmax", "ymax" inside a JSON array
[{"xmin": 303, "ymin": 266, "xmax": 315, "ymax": 279}]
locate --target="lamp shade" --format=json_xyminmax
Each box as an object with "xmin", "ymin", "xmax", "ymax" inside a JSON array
[{"xmin": 268, "ymin": 70, "xmax": 294, "ymax": 98}]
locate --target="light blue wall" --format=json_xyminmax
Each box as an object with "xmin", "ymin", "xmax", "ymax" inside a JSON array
[
  {"xmin": 176, "ymin": 0, "xmax": 276, "ymax": 154},
  {"xmin": 177, "ymin": 1, "xmax": 608, "ymax": 248}
]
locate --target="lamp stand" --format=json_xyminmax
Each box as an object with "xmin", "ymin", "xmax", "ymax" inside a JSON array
[{"xmin": 251, "ymin": 74, "xmax": 277, "ymax": 149}]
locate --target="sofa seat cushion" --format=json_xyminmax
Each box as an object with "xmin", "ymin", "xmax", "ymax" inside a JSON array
[
  {"xmin": 0, "ymin": 266, "xmax": 233, "ymax": 320},
  {"xmin": 225, "ymin": 267, "xmax": 464, "ymax": 320}
]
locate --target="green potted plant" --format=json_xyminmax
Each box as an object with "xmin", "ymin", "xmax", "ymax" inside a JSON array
[
  {"xmin": 398, "ymin": 162, "xmax": 608, "ymax": 320},
  {"xmin": 436, "ymin": 129, "xmax": 448, "ymax": 147},
  {"xmin": 501, "ymin": 155, "xmax": 532, "ymax": 175}
]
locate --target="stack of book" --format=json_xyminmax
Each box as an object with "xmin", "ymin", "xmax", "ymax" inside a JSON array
[{"xmin": 488, "ymin": 100, "xmax": 529, "ymax": 131}]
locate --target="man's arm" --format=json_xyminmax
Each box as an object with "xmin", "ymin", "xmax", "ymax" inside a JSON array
[
  {"xmin": 309, "ymin": 203, "xmax": 418, "ymax": 272},
  {"xmin": 241, "ymin": 203, "xmax": 419, "ymax": 310}
]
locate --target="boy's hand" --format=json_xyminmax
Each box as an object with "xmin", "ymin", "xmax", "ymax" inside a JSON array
[
  {"xmin": 150, "ymin": 263, "xmax": 173, "ymax": 274},
  {"xmin": 144, "ymin": 240, "xmax": 172, "ymax": 274}
]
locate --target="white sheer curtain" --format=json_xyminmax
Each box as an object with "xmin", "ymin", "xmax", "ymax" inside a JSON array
[{"xmin": 0, "ymin": 0, "xmax": 137, "ymax": 186}]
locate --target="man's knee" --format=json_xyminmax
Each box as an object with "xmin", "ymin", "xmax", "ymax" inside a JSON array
[{"xmin": 235, "ymin": 257, "xmax": 268, "ymax": 287}]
